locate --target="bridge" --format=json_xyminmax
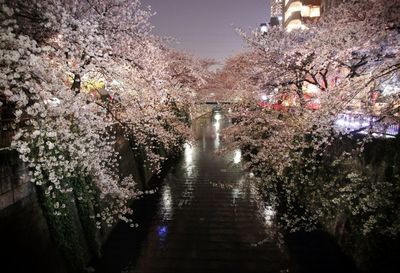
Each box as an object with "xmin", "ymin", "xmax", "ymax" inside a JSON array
[{"xmin": 196, "ymin": 101, "xmax": 234, "ymax": 105}]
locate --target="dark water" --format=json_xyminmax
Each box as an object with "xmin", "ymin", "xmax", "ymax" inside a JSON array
[{"xmin": 93, "ymin": 111, "xmax": 358, "ymax": 273}]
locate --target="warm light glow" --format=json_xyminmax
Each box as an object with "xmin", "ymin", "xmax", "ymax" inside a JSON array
[
  {"xmin": 309, "ymin": 6, "xmax": 320, "ymax": 17},
  {"xmin": 301, "ymin": 5, "xmax": 311, "ymax": 17},
  {"xmin": 300, "ymin": 5, "xmax": 320, "ymax": 18},
  {"xmin": 305, "ymin": 83, "xmax": 320, "ymax": 93},
  {"xmin": 184, "ymin": 142, "xmax": 193, "ymax": 165},
  {"xmin": 285, "ymin": 1, "xmax": 302, "ymax": 22},
  {"xmin": 285, "ymin": 2, "xmax": 320, "ymax": 26}
]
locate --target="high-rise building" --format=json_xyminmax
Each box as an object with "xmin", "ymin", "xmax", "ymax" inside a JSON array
[
  {"xmin": 321, "ymin": 0, "xmax": 344, "ymax": 14},
  {"xmin": 269, "ymin": 0, "xmax": 284, "ymax": 26},
  {"xmin": 283, "ymin": 0, "xmax": 322, "ymax": 31}
]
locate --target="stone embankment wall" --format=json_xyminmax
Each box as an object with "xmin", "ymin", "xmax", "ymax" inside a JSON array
[
  {"xmin": 0, "ymin": 128, "xmax": 32, "ymax": 210},
  {"xmin": 0, "ymin": 126, "xmax": 172, "ymax": 273},
  {"xmin": 326, "ymin": 135, "xmax": 400, "ymax": 273},
  {"xmin": 1, "ymin": 128, "xmax": 69, "ymax": 273}
]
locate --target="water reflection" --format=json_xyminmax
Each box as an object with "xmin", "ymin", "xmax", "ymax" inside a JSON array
[
  {"xmin": 202, "ymin": 135, "xmax": 206, "ymax": 151},
  {"xmin": 160, "ymin": 184, "xmax": 173, "ymax": 221},
  {"xmin": 213, "ymin": 112, "xmax": 222, "ymax": 149},
  {"xmin": 184, "ymin": 142, "xmax": 195, "ymax": 176},
  {"xmin": 214, "ymin": 132, "xmax": 220, "ymax": 149},
  {"xmin": 157, "ymin": 226, "xmax": 168, "ymax": 241},
  {"xmin": 233, "ymin": 149, "xmax": 242, "ymax": 164},
  {"xmin": 214, "ymin": 112, "xmax": 222, "ymax": 122},
  {"xmin": 184, "ymin": 142, "xmax": 193, "ymax": 165},
  {"xmin": 213, "ymin": 113, "xmax": 221, "ymax": 129},
  {"xmin": 93, "ymin": 111, "xmax": 361, "ymax": 273},
  {"xmin": 263, "ymin": 206, "xmax": 275, "ymax": 226},
  {"xmin": 232, "ymin": 177, "xmax": 245, "ymax": 204}
]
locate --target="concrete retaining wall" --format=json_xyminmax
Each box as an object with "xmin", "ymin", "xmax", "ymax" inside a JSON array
[{"xmin": 0, "ymin": 126, "xmax": 174, "ymax": 273}]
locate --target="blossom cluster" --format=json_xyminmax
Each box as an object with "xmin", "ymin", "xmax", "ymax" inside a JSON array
[
  {"xmin": 0, "ymin": 0, "xmax": 208, "ymax": 226},
  {"xmin": 223, "ymin": 0, "xmax": 400, "ymax": 235}
]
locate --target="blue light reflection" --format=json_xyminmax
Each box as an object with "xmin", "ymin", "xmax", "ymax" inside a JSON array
[{"xmin": 157, "ymin": 226, "xmax": 168, "ymax": 241}]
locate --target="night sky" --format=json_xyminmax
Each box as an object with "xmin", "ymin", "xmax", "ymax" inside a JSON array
[{"xmin": 142, "ymin": 0, "xmax": 271, "ymax": 63}]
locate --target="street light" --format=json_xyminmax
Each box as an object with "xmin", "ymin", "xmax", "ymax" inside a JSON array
[{"xmin": 260, "ymin": 23, "xmax": 268, "ymax": 34}]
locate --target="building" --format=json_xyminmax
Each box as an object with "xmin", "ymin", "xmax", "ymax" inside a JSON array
[
  {"xmin": 269, "ymin": 0, "xmax": 284, "ymax": 26},
  {"xmin": 283, "ymin": 0, "xmax": 322, "ymax": 31},
  {"xmin": 321, "ymin": 0, "xmax": 343, "ymax": 13}
]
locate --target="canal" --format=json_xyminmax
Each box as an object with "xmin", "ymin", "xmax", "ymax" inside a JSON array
[{"xmin": 93, "ymin": 111, "xmax": 358, "ymax": 273}]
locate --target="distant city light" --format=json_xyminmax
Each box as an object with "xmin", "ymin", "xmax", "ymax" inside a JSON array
[
  {"xmin": 261, "ymin": 94, "xmax": 268, "ymax": 101},
  {"xmin": 334, "ymin": 114, "xmax": 399, "ymax": 138},
  {"xmin": 260, "ymin": 23, "xmax": 268, "ymax": 33},
  {"xmin": 44, "ymin": 97, "xmax": 61, "ymax": 106}
]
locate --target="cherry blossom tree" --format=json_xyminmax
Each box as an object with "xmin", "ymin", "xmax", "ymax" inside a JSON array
[
  {"xmin": 224, "ymin": 0, "xmax": 400, "ymax": 235},
  {"xmin": 0, "ymin": 0, "xmax": 206, "ymax": 228},
  {"xmin": 208, "ymin": 51, "xmax": 263, "ymax": 101}
]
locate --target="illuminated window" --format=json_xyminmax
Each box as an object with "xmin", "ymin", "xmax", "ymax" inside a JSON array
[
  {"xmin": 301, "ymin": 5, "xmax": 320, "ymax": 17},
  {"xmin": 309, "ymin": 6, "xmax": 320, "ymax": 17},
  {"xmin": 285, "ymin": 1, "xmax": 302, "ymax": 22},
  {"xmin": 301, "ymin": 5, "xmax": 310, "ymax": 17}
]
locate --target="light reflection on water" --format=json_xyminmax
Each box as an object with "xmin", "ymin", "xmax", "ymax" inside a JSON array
[
  {"xmin": 215, "ymin": 132, "xmax": 220, "ymax": 149},
  {"xmin": 263, "ymin": 206, "xmax": 276, "ymax": 226},
  {"xmin": 214, "ymin": 119, "xmax": 221, "ymax": 132},
  {"xmin": 157, "ymin": 226, "xmax": 168, "ymax": 241},
  {"xmin": 232, "ymin": 177, "xmax": 246, "ymax": 204},
  {"xmin": 233, "ymin": 149, "xmax": 242, "ymax": 164},
  {"xmin": 232, "ymin": 188, "xmax": 240, "ymax": 201},
  {"xmin": 157, "ymin": 182, "xmax": 173, "ymax": 243},
  {"xmin": 214, "ymin": 112, "xmax": 222, "ymax": 122},
  {"xmin": 184, "ymin": 142, "xmax": 193, "ymax": 165},
  {"xmin": 184, "ymin": 142, "xmax": 195, "ymax": 176},
  {"xmin": 213, "ymin": 112, "xmax": 222, "ymax": 149},
  {"xmin": 161, "ymin": 184, "xmax": 173, "ymax": 221}
]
